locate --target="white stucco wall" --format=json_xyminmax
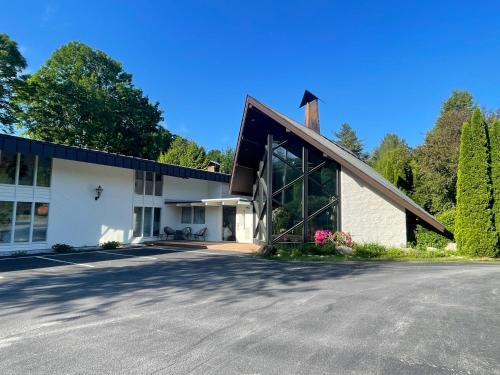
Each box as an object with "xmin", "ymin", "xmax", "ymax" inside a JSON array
[
  {"xmin": 340, "ymin": 168, "xmax": 407, "ymax": 247},
  {"xmin": 49, "ymin": 159, "xmax": 135, "ymax": 247},
  {"xmin": 162, "ymin": 176, "xmax": 228, "ymax": 241}
]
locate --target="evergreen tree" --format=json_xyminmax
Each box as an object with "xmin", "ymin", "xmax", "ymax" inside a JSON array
[
  {"xmin": 333, "ymin": 123, "xmax": 368, "ymax": 160},
  {"xmin": 489, "ymin": 119, "xmax": 500, "ymax": 234},
  {"xmin": 369, "ymin": 133, "xmax": 413, "ymax": 193},
  {"xmin": 455, "ymin": 108, "xmax": 497, "ymax": 257},
  {"xmin": 413, "ymin": 91, "xmax": 474, "ymax": 214}
]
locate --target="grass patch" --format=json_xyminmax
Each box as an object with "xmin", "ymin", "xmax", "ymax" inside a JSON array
[{"xmin": 263, "ymin": 243, "xmax": 500, "ymax": 263}]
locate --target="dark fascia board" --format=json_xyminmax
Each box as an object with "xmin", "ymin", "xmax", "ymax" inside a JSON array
[
  {"xmin": 231, "ymin": 96, "xmax": 445, "ymax": 233},
  {"xmin": 0, "ymin": 134, "xmax": 230, "ymax": 184}
]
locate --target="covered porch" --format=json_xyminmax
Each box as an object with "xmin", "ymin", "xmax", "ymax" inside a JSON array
[{"xmin": 163, "ymin": 197, "xmax": 253, "ymax": 243}]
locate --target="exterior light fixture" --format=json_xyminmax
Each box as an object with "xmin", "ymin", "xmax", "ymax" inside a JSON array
[{"xmin": 95, "ymin": 185, "xmax": 103, "ymax": 200}]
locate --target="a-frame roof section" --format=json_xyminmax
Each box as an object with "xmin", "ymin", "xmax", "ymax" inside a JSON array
[{"xmin": 230, "ymin": 96, "xmax": 445, "ymax": 233}]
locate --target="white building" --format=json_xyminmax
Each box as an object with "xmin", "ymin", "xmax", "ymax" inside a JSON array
[{"xmin": 0, "ymin": 93, "xmax": 445, "ymax": 254}]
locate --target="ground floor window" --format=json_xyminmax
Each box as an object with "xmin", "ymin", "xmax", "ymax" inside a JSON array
[
  {"xmin": 0, "ymin": 200, "xmax": 49, "ymax": 244},
  {"xmin": 181, "ymin": 206, "xmax": 206, "ymax": 225},
  {"xmin": 133, "ymin": 206, "xmax": 161, "ymax": 237}
]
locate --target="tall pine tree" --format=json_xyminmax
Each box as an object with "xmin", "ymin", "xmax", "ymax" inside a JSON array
[
  {"xmin": 455, "ymin": 108, "xmax": 497, "ymax": 256},
  {"xmin": 489, "ymin": 119, "xmax": 500, "ymax": 235}
]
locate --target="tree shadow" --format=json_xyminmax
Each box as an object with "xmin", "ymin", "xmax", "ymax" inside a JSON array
[{"xmin": 0, "ymin": 252, "xmax": 384, "ymax": 320}]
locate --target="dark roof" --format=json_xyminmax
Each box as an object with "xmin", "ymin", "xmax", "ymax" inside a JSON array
[
  {"xmin": 299, "ymin": 90, "xmax": 319, "ymax": 107},
  {"xmin": 230, "ymin": 96, "xmax": 445, "ymax": 233},
  {"xmin": 0, "ymin": 133, "xmax": 230, "ymax": 183}
]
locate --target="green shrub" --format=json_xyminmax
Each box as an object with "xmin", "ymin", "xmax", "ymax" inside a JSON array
[
  {"xmin": 52, "ymin": 243, "xmax": 74, "ymax": 253},
  {"xmin": 353, "ymin": 243, "xmax": 386, "ymax": 258},
  {"xmin": 385, "ymin": 248, "xmax": 406, "ymax": 258},
  {"xmin": 100, "ymin": 241, "xmax": 121, "ymax": 250},
  {"xmin": 489, "ymin": 119, "xmax": 500, "ymax": 236},
  {"xmin": 455, "ymin": 109, "xmax": 498, "ymax": 257},
  {"xmin": 437, "ymin": 208, "xmax": 456, "ymax": 235},
  {"xmin": 414, "ymin": 225, "xmax": 449, "ymax": 250}
]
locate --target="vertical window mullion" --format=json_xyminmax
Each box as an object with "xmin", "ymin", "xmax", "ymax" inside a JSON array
[
  {"xmin": 15, "ymin": 153, "xmax": 20, "ymax": 185},
  {"xmin": 33, "ymin": 156, "xmax": 39, "ymax": 187},
  {"xmin": 141, "ymin": 206, "xmax": 145, "ymax": 237},
  {"xmin": 28, "ymin": 202, "xmax": 34, "ymax": 243},
  {"xmin": 302, "ymin": 146, "xmax": 308, "ymax": 243},
  {"xmin": 9, "ymin": 201, "xmax": 15, "ymax": 244}
]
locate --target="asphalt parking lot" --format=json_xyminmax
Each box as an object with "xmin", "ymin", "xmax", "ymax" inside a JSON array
[{"xmin": 1, "ymin": 247, "xmax": 500, "ymax": 374}]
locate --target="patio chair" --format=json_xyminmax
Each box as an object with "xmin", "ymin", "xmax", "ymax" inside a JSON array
[
  {"xmin": 163, "ymin": 226, "xmax": 176, "ymax": 240},
  {"xmin": 193, "ymin": 227, "xmax": 207, "ymax": 241},
  {"xmin": 181, "ymin": 226, "xmax": 192, "ymax": 240}
]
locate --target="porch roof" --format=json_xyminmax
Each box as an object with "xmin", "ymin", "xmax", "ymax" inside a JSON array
[{"xmin": 164, "ymin": 198, "xmax": 251, "ymax": 207}]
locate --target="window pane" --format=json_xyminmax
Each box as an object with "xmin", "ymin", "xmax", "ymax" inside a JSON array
[
  {"xmin": 153, "ymin": 207, "xmax": 161, "ymax": 236},
  {"xmin": 274, "ymin": 225, "xmax": 302, "ymax": 243},
  {"xmin": 143, "ymin": 207, "xmax": 152, "ymax": 236},
  {"xmin": 19, "ymin": 154, "xmax": 35, "ymax": 186},
  {"xmin": 272, "ymin": 142, "xmax": 303, "ymax": 192},
  {"xmin": 33, "ymin": 203, "xmax": 49, "ymax": 242},
  {"xmin": 154, "ymin": 174, "xmax": 163, "ymax": 196},
  {"xmin": 0, "ymin": 151, "xmax": 17, "ymax": 184},
  {"xmin": 307, "ymin": 205, "xmax": 338, "ymax": 241},
  {"xmin": 133, "ymin": 207, "xmax": 143, "ymax": 237},
  {"xmin": 134, "ymin": 171, "xmax": 144, "ymax": 194},
  {"xmin": 0, "ymin": 201, "xmax": 13, "ymax": 243},
  {"xmin": 272, "ymin": 181, "xmax": 302, "ymax": 237},
  {"xmin": 145, "ymin": 172, "xmax": 154, "ymax": 195},
  {"xmin": 37, "ymin": 157, "xmax": 52, "ymax": 187},
  {"xmin": 181, "ymin": 207, "xmax": 192, "ymax": 224},
  {"xmin": 14, "ymin": 202, "xmax": 32, "ymax": 242},
  {"xmin": 308, "ymin": 160, "xmax": 338, "ymax": 215},
  {"xmin": 193, "ymin": 206, "xmax": 205, "ymax": 224}
]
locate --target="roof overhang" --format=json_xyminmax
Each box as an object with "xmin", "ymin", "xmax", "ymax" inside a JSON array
[
  {"xmin": 165, "ymin": 198, "xmax": 251, "ymax": 207},
  {"xmin": 230, "ymin": 96, "xmax": 445, "ymax": 233}
]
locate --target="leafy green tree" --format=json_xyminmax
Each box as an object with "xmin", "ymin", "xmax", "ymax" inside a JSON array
[
  {"xmin": 333, "ymin": 123, "xmax": 368, "ymax": 160},
  {"xmin": 158, "ymin": 136, "xmax": 207, "ymax": 169},
  {"xmin": 369, "ymin": 133, "xmax": 413, "ymax": 192},
  {"xmin": 455, "ymin": 108, "xmax": 497, "ymax": 257},
  {"xmin": 0, "ymin": 34, "xmax": 27, "ymax": 132},
  {"xmin": 206, "ymin": 147, "xmax": 235, "ymax": 174},
  {"xmin": 413, "ymin": 91, "xmax": 474, "ymax": 213},
  {"xmin": 16, "ymin": 41, "xmax": 168, "ymax": 159},
  {"xmin": 489, "ymin": 119, "xmax": 500, "ymax": 234}
]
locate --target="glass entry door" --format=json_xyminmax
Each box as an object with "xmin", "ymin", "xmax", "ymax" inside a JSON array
[{"xmin": 222, "ymin": 206, "xmax": 236, "ymax": 241}]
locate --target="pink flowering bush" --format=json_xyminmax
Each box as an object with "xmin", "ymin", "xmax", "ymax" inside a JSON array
[
  {"xmin": 314, "ymin": 230, "xmax": 353, "ymax": 248},
  {"xmin": 314, "ymin": 230, "xmax": 332, "ymax": 246},
  {"xmin": 330, "ymin": 231, "xmax": 353, "ymax": 247}
]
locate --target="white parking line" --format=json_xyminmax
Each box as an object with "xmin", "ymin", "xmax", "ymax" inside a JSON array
[
  {"xmin": 97, "ymin": 251, "xmax": 157, "ymax": 260},
  {"xmin": 35, "ymin": 256, "xmax": 95, "ymax": 268}
]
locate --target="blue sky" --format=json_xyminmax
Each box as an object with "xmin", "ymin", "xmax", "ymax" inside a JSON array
[{"xmin": 3, "ymin": 1, "xmax": 500, "ymax": 152}]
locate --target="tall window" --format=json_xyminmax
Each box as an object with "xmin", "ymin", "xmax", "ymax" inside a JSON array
[
  {"xmin": 181, "ymin": 207, "xmax": 192, "ymax": 224},
  {"xmin": 14, "ymin": 202, "xmax": 32, "ymax": 242},
  {"xmin": 133, "ymin": 207, "xmax": 143, "ymax": 237},
  {"xmin": 133, "ymin": 206, "xmax": 161, "ymax": 237},
  {"xmin": 37, "ymin": 157, "xmax": 52, "ymax": 187},
  {"xmin": 154, "ymin": 175, "xmax": 163, "ymax": 196},
  {"xmin": 193, "ymin": 206, "xmax": 205, "ymax": 224},
  {"xmin": 254, "ymin": 135, "xmax": 340, "ymax": 244},
  {"xmin": 0, "ymin": 151, "xmax": 18, "ymax": 184},
  {"xmin": 134, "ymin": 171, "xmax": 163, "ymax": 196},
  {"xmin": 33, "ymin": 203, "xmax": 49, "ymax": 242},
  {"xmin": 18, "ymin": 155, "xmax": 35, "ymax": 186},
  {"xmin": 153, "ymin": 208, "xmax": 161, "ymax": 236},
  {"xmin": 0, "ymin": 152, "xmax": 52, "ymax": 187},
  {"xmin": 0, "ymin": 201, "xmax": 13, "ymax": 243},
  {"xmin": 134, "ymin": 171, "xmax": 144, "ymax": 194}
]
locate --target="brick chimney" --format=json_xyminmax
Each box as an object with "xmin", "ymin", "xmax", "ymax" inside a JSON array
[
  {"xmin": 299, "ymin": 90, "xmax": 320, "ymax": 133},
  {"xmin": 207, "ymin": 160, "xmax": 220, "ymax": 173}
]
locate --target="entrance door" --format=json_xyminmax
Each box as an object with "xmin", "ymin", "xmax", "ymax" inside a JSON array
[{"xmin": 222, "ymin": 206, "xmax": 236, "ymax": 241}]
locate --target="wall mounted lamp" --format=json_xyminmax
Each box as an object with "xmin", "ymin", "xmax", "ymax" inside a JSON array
[{"xmin": 95, "ymin": 185, "xmax": 103, "ymax": 200}]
